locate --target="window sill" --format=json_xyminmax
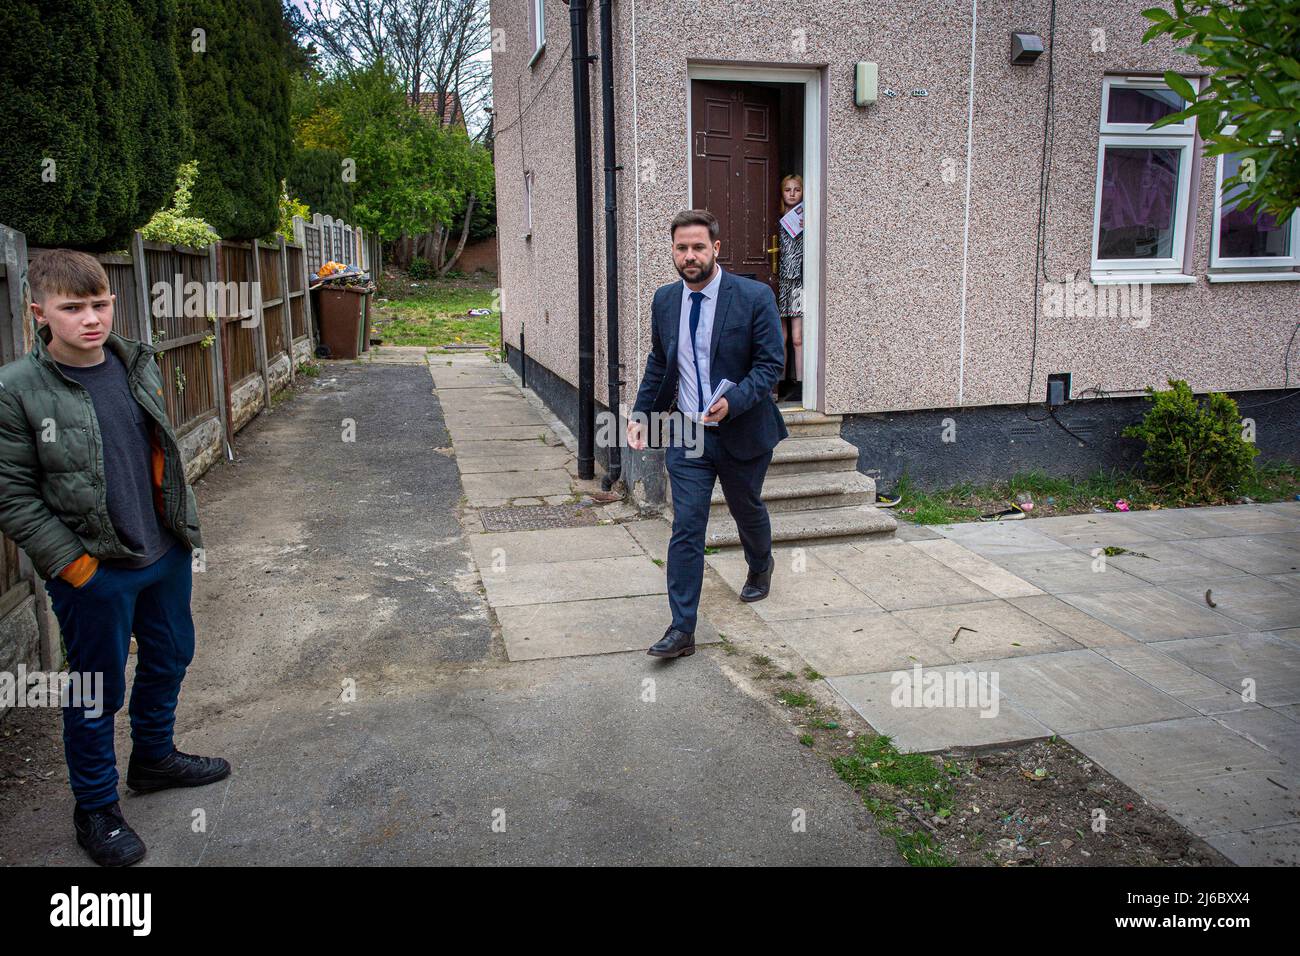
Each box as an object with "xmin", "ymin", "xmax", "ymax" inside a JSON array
[
  {"xmin": 1205, "ymin": 271, "xmax": 1300, "ymax": 283},
  {"xmin": 529, "ymin": 43, "xmax": 546, "ymax": 69},
  {"xmin": 1089, "ymin": 273, "xmax": 1197, "ymax": 285}
]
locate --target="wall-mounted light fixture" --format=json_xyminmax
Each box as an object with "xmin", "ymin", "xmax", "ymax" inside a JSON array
[
  {"xmin": 1010, "ymin": 32, "xmax": 1044, "ymax": 65},
  {"xmin": 855, "ymin": 62, "xmax": 878, "ymax": 106}
]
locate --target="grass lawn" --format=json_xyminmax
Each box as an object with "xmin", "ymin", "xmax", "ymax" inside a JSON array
[
  {"xmin": 369, "ymin": 271, "xmax": 500, "ymax": 351},
  {"xmin": 891, "ymin": 462, "xmax": 1300, "ymax": 525}
]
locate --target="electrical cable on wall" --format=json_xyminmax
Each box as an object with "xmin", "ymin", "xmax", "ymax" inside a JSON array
[
  {"xmin": 1024, "ymin": 0, "xmax": 1070, "ymax": 433},
  {"xmin": 492, "ymin": 40, "xmax": 573, "ymax": 138},
  {"xmin": 1237, "ymin": 319, "xmax": 1300, "ymax": 409}
]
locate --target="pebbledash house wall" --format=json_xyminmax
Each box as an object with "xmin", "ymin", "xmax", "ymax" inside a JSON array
[{"xmin": 490, "ymin": 1, "xmax": 1300, "ymax": 497}]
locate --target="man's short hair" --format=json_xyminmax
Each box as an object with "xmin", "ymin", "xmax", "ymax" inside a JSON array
[
  {"xmin": 27, "ymin": 249, "xmax": 111, "ymax": 304},
  {"xmin": 671, "ymin": 209, "xmax": 719, "ymax": 242}
]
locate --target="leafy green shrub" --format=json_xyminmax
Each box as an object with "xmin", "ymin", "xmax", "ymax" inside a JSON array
[
  {"xmin": 1122, "ymin": 379, "xmax": 1258, "ymax": 502},
  {"xmin": 141, "ymin": 161, "xmax": 218, "ymax": 247},
  {"xmin": 272, "ymin": 183, "xmax": 309, "ymax": 242},
  {"xmin": 408, "ymin": 257, "xmax": 436, "ymax": 280}
]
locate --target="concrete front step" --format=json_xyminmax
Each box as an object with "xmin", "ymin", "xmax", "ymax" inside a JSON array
[
  {"xmin": 709, "ymin": 469, "xmax": 877, "ymax": 515},
  {"xmin": 780, "ymin": 407, "xmax": 843, "ymax": 438},
  {"xmin": 768, "ymin": 436, "xmax": 861, "ymax": 476},
  {"xmin": 698, "ymin": 504, "xmax": 898, "ymax": 548}
]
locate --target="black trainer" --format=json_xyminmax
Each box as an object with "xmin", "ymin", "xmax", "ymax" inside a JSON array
[
  {"xmin": 74, "ymin": 801, "xmax": 146, "ymax": 867},
  {"xmin": 127, "ymin": 748, "xmax": 231, "ymax": 794}
]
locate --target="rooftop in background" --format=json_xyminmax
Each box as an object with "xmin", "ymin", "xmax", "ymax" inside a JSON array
[{"xmin": 411, "ymin": 91, "xmax": 466, "ymax": 131}]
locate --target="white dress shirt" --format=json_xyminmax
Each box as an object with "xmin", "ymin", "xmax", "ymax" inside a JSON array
[{"xmin": 676, "ymin": 264, "xmax": 723, "ymax": 414}]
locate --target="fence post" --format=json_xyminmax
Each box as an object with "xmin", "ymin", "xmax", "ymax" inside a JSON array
[
  {"xmin": 0, "ymin": 224, "xmax": 29, "ymax": 359},
  {"xmin": 208, "ymin": 241, "xmax": 232, "ymax": 452},
  {"xmin": 278, "ymin": 234, "xmax": 295, "ymax": 384},
  {"xmin": 0, "ymin": 224, "xmax": 59, "ymax": 672},
  {"xmin": 293, "ymin": 215, "xmax": 317, "ymax": 347},
  {"xmin": 321, "ymin": 214, "xmax": 334, "ymax": 264},
  {"xmin": 248, "ymin": 241, "xmax": 272, "ymax": 415},
  {"xmin": 130, "ymin": 231, "xmax": 154, "ymax": 347}
]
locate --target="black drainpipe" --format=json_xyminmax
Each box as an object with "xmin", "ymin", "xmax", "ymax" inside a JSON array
[
  {"xmin": 598, "ymin": 0, "xmax": 623, "ymax": 489},
  {"xmin": 566, "ymin": 0, "xmax": 596, "ymax": 480}
]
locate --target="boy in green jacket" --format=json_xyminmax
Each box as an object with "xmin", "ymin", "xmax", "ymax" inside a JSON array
[{"xmin": 0, "ymin": 249, "xmax": 230, "ymax": 866}]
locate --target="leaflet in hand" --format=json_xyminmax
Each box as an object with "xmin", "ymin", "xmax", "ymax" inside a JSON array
[
  {"xmin": 686, "ymin": 379, "xmax": 735, "ymax": 426},
  {"xmin": 780, "ymin": 202, "xmax": 804, "ymax": 238}
]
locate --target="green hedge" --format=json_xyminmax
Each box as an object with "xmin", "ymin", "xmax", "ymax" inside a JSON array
[
  {"xmin": 0, "ymin": 0, "xmax": 189, "ymax": 250},
  {"xmin": 176, "ymin": 0, "xmax": 291, "ymax": 239},
  {"xmin": 287, "ymin": 147, "xmax": 354, "ymax": 221}
]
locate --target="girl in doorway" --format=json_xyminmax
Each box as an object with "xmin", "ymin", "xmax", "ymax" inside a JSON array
[{"xmin": 776, "ymin": 174, "xmax": 804, "ymax": 403}]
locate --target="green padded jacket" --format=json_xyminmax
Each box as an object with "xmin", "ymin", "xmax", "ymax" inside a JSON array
[{"xmin": 0, "ymin": 325, "xmax": 203, "ymax": 580}]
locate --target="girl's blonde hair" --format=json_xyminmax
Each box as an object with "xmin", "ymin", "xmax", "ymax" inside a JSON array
[{"xmin": 780, "ymin": 174, "xmax": 804, "ymax": 192}]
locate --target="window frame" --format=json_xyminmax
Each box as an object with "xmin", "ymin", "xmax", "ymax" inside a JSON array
[
  {"xmin": 1091, "ymin": 76, "xmax": 1197, "ymax": 279},
  {"xmin": 1209, "ymin": 125, "xmax": 1300, "ymax": 274},
  {"xmin": 529, "ymin": 0, "xmax": 546, "ymax": 67},
  {"xmin": 1099, "ymin": 76, "xmax": 1196, "ymax": 136}
]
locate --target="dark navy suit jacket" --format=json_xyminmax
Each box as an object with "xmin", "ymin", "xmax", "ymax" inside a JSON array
[{"xmin": 632, "ymin": 267, "xmax": 790, "ymax": 460}]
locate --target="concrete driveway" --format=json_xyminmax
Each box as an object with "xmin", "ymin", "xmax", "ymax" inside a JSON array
[{"xmin": 0, "ymin": 355, "xmax": 896, "ymax": 866}]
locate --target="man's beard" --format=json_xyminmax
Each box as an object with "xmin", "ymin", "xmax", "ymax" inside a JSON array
[{"xmin": 674, "ymin": 253, "xmax": 716, "ymax": 284}]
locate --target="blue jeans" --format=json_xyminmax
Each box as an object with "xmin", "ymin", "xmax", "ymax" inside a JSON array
[
  {"xmin": 665, "ymin": 428, "xmax": 774, "ymax": 634},
  {"xmin": 44, "ymin": 540, "xmax": 195, "ymax": 810}
]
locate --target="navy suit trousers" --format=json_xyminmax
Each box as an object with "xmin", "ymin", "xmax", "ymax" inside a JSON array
[{"xmin": 666, "ymin": 427, "xmax": 773, "ymax": 634}]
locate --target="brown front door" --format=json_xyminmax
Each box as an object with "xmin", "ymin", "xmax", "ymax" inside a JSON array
[{"xmin": 690, "ymin": 80, "xmax": 781, "ymax": 292}]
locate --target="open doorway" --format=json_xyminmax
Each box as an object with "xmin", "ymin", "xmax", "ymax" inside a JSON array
[{"xmin": 686, "ymin": 65, "xmax": 822, "ymax": 411}]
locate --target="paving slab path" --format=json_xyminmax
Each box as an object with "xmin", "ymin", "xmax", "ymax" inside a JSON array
[{"xmin": 714, "ymin": 499, "xmax": 1300, "ymax": 865}]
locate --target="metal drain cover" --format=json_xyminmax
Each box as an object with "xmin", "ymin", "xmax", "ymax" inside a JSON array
[{"xmin": 479, "ymin": 503, "xmax": 599, "ymax": 532}]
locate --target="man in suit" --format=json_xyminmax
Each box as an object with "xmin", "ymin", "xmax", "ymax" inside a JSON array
[{"xmin": 627, "ymin": 209, "xmax": 790, "ymax": 659}]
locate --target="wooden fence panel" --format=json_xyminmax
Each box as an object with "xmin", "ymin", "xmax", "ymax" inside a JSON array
[
  {"xmin": 3, "ymin": 214, "xmax": 370, "ymax": 461},
  {"xmin": 141, "ymin": 241, "xmax": 219, "ymax": 435},
  {"xmin": 303, "ymin": 224, "xmax": 322, "ymax": 276},
  {"xmin": 286, "ymin": 243, "xmax": 307, "ymax": 339},
  {"xmin": 217, "ymin": 242, "xmax": 259, "ymax": 386},
  {"xmin": 257, "ymin": 242, "xmax": 286, "ymax": 360}
]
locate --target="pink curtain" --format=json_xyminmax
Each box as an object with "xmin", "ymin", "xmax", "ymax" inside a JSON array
[
  {"xmin": 1221, "ymin": 203, "xmax": 1284, "ymax": 258},
  {"xmin": 1098, "ymin": 147, "xmax": 1177, "ymax": 232},
  {"xmin": 1107, "ymin": 88, "xmax": 1181, "ymax": 126}
]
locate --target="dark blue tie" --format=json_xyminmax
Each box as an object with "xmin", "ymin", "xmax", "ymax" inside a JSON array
[{"xmin": 688, "ymin": 291, "xmax": 706, "ymax": 412}]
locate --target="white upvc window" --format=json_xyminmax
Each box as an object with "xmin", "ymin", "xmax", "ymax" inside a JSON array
[
  {"xmin": 1091, "ymin": 76, "xmax": 1197, "ymax": 280},
  {"xmin": 530, "ymin": 0, "xmax": 546, "ymax": 66},
  {"xmin": 1208, "ymin": 125, "xmax": 1300, "ymax": 281}
]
